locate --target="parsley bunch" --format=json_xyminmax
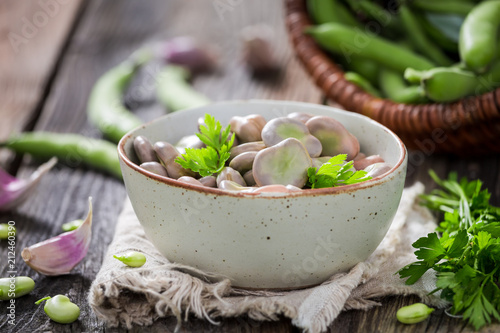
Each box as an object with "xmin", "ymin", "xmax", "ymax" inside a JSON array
[
  {"xmin": 306, "ymin": 154, "xmax": 372, "ymax": 188},
  {"xmin": 175, "ymin": 114, "xmax": 234, "ymax": 177},
  {"xmin": 398, "ymin": 170, "xmax": 500, "ymax": 330}
]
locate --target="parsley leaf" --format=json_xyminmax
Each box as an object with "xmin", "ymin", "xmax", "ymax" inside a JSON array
[
  {"xmin": 307, "ymin": 154, "xmax": 372, "ymax": 189},
  {"xmin": 398, "ymin": 171, "xmax": 500, "ymax": 330},
  {"xmin": 175, "ymin": 114, "xmax": 234, "ymax": 176}
]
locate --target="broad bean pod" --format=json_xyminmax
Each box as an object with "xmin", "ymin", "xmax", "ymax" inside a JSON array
[
  {"xmin": 156, "ymin": 65, "xmax": 211, "ymax": 112},
  {"xmin": 459, "ymin": 0, "xmax": 500, "ymax": 73},
  {"xmin": 306, "ymin": 23, "xmax": 435, "ymax": 73},
  {"xmin": 87, "ymin": 49, "xmax": 152, "ymax": 143},
  {"xmin": 399, "ymin": 5, "xmax": 453, "ymax": 66},
  {"xmin": 0, "ymin": 132, "xmax": 122, "ymax": 179}
]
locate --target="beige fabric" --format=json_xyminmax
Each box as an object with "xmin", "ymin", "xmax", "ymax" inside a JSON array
[{"xmin": 89, "ymin": 182, "xmax": 448, "ymax": 332}]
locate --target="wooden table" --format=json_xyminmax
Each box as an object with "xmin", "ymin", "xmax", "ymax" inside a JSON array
[{"xmin": 1, "ymin": 1, "xmax": 498, "ymax": 332}]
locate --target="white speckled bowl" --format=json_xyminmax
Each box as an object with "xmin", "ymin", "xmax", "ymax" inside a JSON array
[{"xmin": 118, "ymin": 100, "xmax": 407, "ymax": 289}]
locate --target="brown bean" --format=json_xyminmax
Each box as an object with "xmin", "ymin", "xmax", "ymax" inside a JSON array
[
  {"xmin": 139, "ymin": 162, "xmax": 168, "ymax": 177},
  {"xmin": 216, "ymin": 167, "xmax": 246, "ymax": 187},
  {"xmin": 229, "ymin": 151, "xmax": 257, "ymax": 174},
  {"xmin": 353, "ymin": 155, "xmax": 385, "ymax": 170},
  {"xmin": 154, "ymin": 141, "xmax": 196, "ymax": 179},
  {"xmin": 134, "ymin": 136, "xmax": 158, "ymax": 163}
]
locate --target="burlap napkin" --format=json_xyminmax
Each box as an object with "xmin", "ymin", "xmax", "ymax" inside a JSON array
[{"xmin": 89, "ymin": 182, "xmax": 449, "ymax": 332}]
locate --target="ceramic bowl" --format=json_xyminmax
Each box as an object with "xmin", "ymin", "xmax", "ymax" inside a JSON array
[{"xmin": 118, "ymin": 100, "xmax": 407, "ymax": 289}]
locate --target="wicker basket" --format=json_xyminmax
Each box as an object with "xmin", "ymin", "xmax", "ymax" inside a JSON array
[{"xmin": 285, "ymin": 0, "xmax": 500, "ymax": 155}]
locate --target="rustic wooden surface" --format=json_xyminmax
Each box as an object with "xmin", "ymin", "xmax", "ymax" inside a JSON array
[{"xmin": 0, "ymin": 1, "xmax": 498, "ymax": 332}]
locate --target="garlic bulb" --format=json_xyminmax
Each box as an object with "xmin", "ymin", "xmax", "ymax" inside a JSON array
[{"xmin": 22, "ymin": 197, "xmax": 93, "ymax": 276}]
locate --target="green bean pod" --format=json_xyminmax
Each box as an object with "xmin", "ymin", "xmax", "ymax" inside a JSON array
[
  {"xmin": 346, "ymin": 0, "xmax": 401, "ymax": 31},
  {"xmin": 459, "ymin": 0, "xmax": 500, "ymax": 73},
  {"xmin": 411, "ymin": 0, "xmax": 474, "ymax": 16},
  {"xmin": 404, "ymin": 62, "xmax": 500, "ymax": 102},
  {"xmin": 347, "ymin": 57, "xmax": 380, "ymax": 86},
  {"xmin": 156, "ymin": 65, "xmax": 211, "ymax": 112},
  {"xmin": 0, "ymin": 132, "xmax": 122, "ymax": 179},
  {"xmin": 307, "ymin": 0, "xmax": 360, "ymax": 27},
  {"xmin": 87, "ymin": 49, "xmax": 152, "ymax": 143},
  {"xmin": 417, "ymin": 13, "xmax": 459, "ymax": 53},
  {"xmin": 378, "ymin": 68, "xmax": 427, "ymax": 104},
  {"xmin": 306, "ymin": 23, "xmax": 435, "ymax": 73},
  {"xmin": 399, "ymin": 5, "xmax": 453, "ymax": 66},
  {"xmin": 0, "ymin": 277, "xmax": 35, "ymax": 301},
  {"xmin": 344, "ymin": 71, "xmax": 381, "ymax": 97}
]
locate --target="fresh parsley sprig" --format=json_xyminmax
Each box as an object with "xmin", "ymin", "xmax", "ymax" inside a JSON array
[
  {"xmin": 175, "ymin": 114, "xmax": 234, "ymax": 177},
  {"xmin": 398, "ymin": 170, "xmax": 500, "ymax": 330},
  {"xmin": 306, "ymin": 154, "xmax": 372, "ymax": 189}
]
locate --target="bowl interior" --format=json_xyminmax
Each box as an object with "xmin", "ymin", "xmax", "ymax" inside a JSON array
[{"xmin": 120, "ymin": 99, "xmax": 405, "ymax": 187}]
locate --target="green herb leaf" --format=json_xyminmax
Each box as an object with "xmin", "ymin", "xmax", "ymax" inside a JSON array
[
  {"xmin": 398, "ymin": 171, "xmax": 500, "ymax": 329},
  {"xmin": 176, "ymin": 114, "xmax": 234, "ymax": 176},
  {"xmin": 307, "ymin": 154, "xmax": 372, "ymax": 188}
]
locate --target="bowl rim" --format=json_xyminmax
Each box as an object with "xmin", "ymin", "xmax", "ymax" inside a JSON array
[{"xmin": 118, "ymin": 99, "xmax": 407, "ymax": 198}]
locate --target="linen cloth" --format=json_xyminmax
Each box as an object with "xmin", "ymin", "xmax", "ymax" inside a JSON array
[{"xmin": 89, "ymin": 182, "xmax": 447, "ymax": 332}]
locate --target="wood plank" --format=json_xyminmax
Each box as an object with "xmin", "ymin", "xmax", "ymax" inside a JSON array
[{"xmin": 0, "ymin": 0, "xmax": 85, "ymax": 168}]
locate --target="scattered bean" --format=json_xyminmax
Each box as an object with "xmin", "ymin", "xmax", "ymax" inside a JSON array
[
  {"xmin": 0, "ymin": 276, "xmax": 35, "ymax": 301},
  {"xmin": 113, "ymin": 251, "xmax": 147, "ymax": 267},
  {"xmin": 36, "ymin": 295, "xmax": 80, "ymax": 324},
  {"xmin": 0, "ymin": 223, "xmax": 15, "ymax": 239},
  {"xmin": 396, "ymin": 303, "xmax": 434, "ymax": 324}
]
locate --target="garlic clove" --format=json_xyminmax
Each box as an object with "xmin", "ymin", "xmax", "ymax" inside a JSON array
[
  {"xmin": 0, "ymin": 157, "xmax": 57, "ymax": 211},
  {"xmin": 240, "ymin": 24, "xmax": 279, "ymax": 73},
  {"xmin": 157, "ymin": 36, "xmax": 218, "ymax": 73},
  {"xmin": 22, "ymin": 197, "xmax": 93, "ymax": 276}
]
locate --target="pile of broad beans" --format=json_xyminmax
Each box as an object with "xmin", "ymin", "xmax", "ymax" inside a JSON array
[{"xmin": 306, "ymin": 0, "xmax": 500, "ymax": 103}]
